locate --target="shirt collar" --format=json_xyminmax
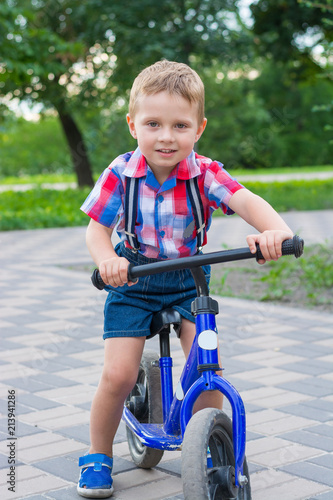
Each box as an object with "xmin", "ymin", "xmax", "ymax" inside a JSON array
[{"xmin": 123, "ymin": 148, "xmax": 201, "ymax": 180}]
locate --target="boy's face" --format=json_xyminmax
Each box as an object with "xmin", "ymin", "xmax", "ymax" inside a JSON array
[{"xmin": 127, "ymin": 91, "xmax": 207, "ymax": 183}]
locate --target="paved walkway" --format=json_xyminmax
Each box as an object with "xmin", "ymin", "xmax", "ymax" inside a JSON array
[{"xmin": 0, "ymin": 212, "xmax": 332, "ymax": 500}]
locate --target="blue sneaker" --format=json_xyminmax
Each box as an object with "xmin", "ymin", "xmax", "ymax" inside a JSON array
[{"xmin": 77, "ymin": 453, "xmax": 114, "ymax": 498}]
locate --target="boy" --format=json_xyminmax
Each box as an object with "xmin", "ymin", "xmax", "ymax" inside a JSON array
[{"xmin": 78, "ymin": 60, "xmax": 293, "ymax": 498}]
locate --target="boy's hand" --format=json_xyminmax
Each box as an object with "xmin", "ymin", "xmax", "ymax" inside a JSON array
[
  {"xmin": 246, "ymin": 230, "xmax": 294, "ymax": 265},
  {"xmin": 99, "ymin": 256, "xmax": 136, "ymax": 287}
]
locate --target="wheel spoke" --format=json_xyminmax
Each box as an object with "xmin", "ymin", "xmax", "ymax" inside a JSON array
[
  {"xmin": 209, "ymin": 433, "xmax": 229, "ymax": 467},
  {"xmin": 209, "ymin": 482, "xmax": 219, "ymax": 500}
]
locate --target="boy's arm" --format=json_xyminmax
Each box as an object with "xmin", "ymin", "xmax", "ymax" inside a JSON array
[
  {"xmin": 86, "ymin": 219, "xmax": 133, "ymax": 287},
  {"xmin": 228, "ymin": 189, "xmax": 293, "ymax": 263}
]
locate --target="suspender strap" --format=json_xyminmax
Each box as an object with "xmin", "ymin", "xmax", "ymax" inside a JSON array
[
  {"xmin": 124, "ymin": 177, "xmax": 140, "ymax": 252},
  {"xmin": 186, "ymin": 177, "xmax": 206, "ymax": 251},
  {"xmin": 124, "ymin": 176, "xmax": 206, "ymax": 252}
]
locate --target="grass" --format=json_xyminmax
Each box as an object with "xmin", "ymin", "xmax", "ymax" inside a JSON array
[
  {"xmin": 0, "ymin": 187, "xmax": 90, "ymax": 231},
  {"xmin": 228, "ymin": 165, "xmax": 333, "ymax": 177},
  {"xmin": 0, "ymin": 173, "xmax": 78, "ymax": 185},
  {"xmin": 210, "ymin": 243, "xmax": 333, "ymax": 311}
]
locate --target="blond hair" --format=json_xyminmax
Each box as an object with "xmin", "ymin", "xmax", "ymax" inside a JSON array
[{"xmin": 129, "ymin": 60, "xmax": 205, "ymax": 123}]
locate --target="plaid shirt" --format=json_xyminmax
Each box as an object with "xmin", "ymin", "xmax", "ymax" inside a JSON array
[{"xmin": 81, "ymin": 148, "xmax": 244, "ymax": 259}]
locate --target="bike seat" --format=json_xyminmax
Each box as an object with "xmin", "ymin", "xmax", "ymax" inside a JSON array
[{"xmin": 148, "ymin": 308, "xmax": 182, "ymax": 340}]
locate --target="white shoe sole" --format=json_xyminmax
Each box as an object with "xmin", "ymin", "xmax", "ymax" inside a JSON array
[{"xmin": 77, "ymin": 485, "xmax": 114, "ymax": 498}]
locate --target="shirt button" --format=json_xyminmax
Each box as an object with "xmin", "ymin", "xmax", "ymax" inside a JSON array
[
  {"xmin": 158, "ymin": 195, "xmax": 164, "ymax": 203},
  {"xmin": 160, "ymin": 231, "xmax": 165, "ymax": 238}
]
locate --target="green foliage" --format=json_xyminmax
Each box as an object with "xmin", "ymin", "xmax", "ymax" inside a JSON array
[
  {"xmin": 251, "ymin": 0, "xmax": 332, "ymax": 65},
  {"xmin": 239, "ymin": 179, "xmax": 333, "ymax": 211},
  {"xmin": 0, "ymin": 116, "xmax": 71, "ymax": 177},
  {"xmin": 258, "ymin": 244, "xmax": 333, "ymax": 307},
  {"xmin": 0, "ymin": 187, "xmax": 90, "ymax": 230}
]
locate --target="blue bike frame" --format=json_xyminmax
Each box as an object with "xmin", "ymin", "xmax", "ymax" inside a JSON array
[{"xmin": 122, "ymin": 308, "xmax": 246, "ymax": 487}]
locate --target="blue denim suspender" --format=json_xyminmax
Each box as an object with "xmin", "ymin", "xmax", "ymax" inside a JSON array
[{"xmin": 124, "ymin": 176, "xmax": 206, "ymax": 253}]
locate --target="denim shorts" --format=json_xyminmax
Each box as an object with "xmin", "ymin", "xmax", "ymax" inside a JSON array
[{"xmin": 103, "ymin": 242, "xmax": 211, "ymax": 339}]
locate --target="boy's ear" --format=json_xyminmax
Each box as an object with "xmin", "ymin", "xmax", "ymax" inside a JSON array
[
  {"xmin": 195, "ymin": 118, "xmax": 207, "ymax": 143},
  {"xmin": 126, "ymin": 114, "xmax": 137, "ymax": 139}
]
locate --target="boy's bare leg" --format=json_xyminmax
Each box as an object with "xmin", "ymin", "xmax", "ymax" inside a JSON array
[
  {"xmin": 89, "ymin": 336, "xmax": 146, "ymax": 457},
  {"xmin": 180, "ymin": 318, "xmax": 223, "ymax": 412}
]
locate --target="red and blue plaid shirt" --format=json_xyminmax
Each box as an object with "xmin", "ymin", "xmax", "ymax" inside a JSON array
[{"xmin": 81, "ymin": 148, "xmax": 244, "ymax": 259}]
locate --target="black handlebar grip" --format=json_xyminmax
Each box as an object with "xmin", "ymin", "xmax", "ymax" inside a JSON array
[
  {"xmin": 256, "ymin": 235, "xmax": 304, "ymax": 262},
  {"xmin": 91, "ymin": 268, "xmax": 106, "ymax": 290},
  {"xmin": 91, "ymin": 266, "xmax": 138, "ymax": 290},
  {"xmin": 127, "ymin": 263, "xmax": 137, "ymax": 283}
]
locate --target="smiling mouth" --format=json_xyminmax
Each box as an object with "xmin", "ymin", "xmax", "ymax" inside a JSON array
[{"xmin": 157, "ymin": 149, "xmax": 177, "ymax": 153}]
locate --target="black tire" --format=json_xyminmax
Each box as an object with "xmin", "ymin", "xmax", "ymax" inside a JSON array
[
  {"xmin": 182, "ymin": 408, "xmax": 251, "ymax": 500},
  {"xmin": 125, "ymin": 350, "xmax": 164, "ymax": 468}
]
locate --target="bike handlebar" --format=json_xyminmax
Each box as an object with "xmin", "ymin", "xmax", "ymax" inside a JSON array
[{"xmin": 91, "ymin": 235, "xmax": 304, "ymax": 290}]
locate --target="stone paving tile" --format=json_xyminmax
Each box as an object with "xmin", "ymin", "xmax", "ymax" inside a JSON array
[
  {"xmin": 252, "ymin": 475, "xmax": 329, "ymax": 500},
  {"xmin": 250, "ymin": 468, "xmax": 296, "ymax": 492},
  {"xmin": 35, "ymin": 384, "xmax": 97, "ymax": 405},
  {"xmin": 308, "ymin": 492, "xmax": 333, "ymax": 500},
  {"xmin": 309, "ymin": 453, "xmax": 333, "ymax": 469},
  {"xmin": 20, "ymin": 355, "xmax": 93, "ymax": 374},
  {"xmin": 277, "ymin": 378, "xmax": 333, "ymax": 398},
  {"xmin": 280, "ymin": 402, "xmax": 333, "ymax": 423},
  {"xmin": 302, "ymin": 398, "xmax": 333, "ymax": 413},
  {"xmin": 280, "ymin": 429, "xmax": 333, "ymax": 452},
  {"xmin": 113, "ymin": 469, "xmax": 183, "ymax": 499},
  {"xmin": 249, "ymin": 414, "xmax": 317, "ymax": 436},
  {"xmin": 54, "ymin": 424, "xmax": 91, "ymax": 446},
  {"xmin": 280, "ymin": 343, "xmax": 333, "ymax": 359},
  {"xmin": 33, "ymin": 455, "xmax": 78, "ymax": 483},
  {"xmin": 250, "ymin": 442, "xmax": 323, "ymax": 468},
  {"xmin": 279, "ymin": 359, "xmax": 333, "ymax": 376},
  {"xmin": 156, "ymin": 457, "xmax": 181, "ymax": 477},
  {"xmin": 279, "ymin": 461, "xmax": 333, "ymax": 487},
  {"xmin": 0, "ymin": 417, "xmax": 43, "ymax": 439},
  {"xmin": 307, "ymin": 424, "xmax": 333, "ymax": 438},
  {"xmin": 247, "ymin": 389, "xmax": 313, "ymax": 409},
  {"xmin": 37, "ymin": 486, "xmax": 79, "ymax": 499}
]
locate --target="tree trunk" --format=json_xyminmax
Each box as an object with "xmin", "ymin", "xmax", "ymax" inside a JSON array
[{"xmin": 57, "ymin": 110, "xmax": 95, "ymax": 188}]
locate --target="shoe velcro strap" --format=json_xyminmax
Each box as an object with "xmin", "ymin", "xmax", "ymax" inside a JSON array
[{"xmin": 79, "ymin": 454, "xmax": 113, "ymax": 470}]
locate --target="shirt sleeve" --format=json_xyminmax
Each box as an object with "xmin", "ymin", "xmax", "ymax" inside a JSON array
[
  {"xmin": 80, "ymin": 164, "xmax": 124, "ymax": 228},
  {"xmin": 204, "ymin": 161, "xmax": 244, "ymax": 215}
]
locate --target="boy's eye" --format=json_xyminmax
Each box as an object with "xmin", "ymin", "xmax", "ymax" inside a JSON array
[
  {"xmin": 148, "ymin": 122, "xmax": 159, "ymax": 128},
  {"xmin": 176, "ymin": 123, "xmax": 187, "ymax": 129}
]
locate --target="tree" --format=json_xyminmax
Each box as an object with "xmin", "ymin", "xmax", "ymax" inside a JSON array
[
  {"xmin": 0, "ymin": 0, "xmax": 251, "ymax": 186},
  {"xmin": 250, "ymin": 0, "xmax": 332, "ymax": 79},
  {"xmin": 249, "ymin": 0, "xmax": 333, "ymax": 163},
  {"xmin": 0, "ymin": 0, "xmax": 112, "ymax": 186}
]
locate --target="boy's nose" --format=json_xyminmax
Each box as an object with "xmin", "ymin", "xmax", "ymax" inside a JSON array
[{"xmin": 159, "ymin": 127, "xmax": 174, "ymax": 142}]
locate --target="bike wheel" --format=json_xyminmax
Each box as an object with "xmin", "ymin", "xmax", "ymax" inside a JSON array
[
  {"xmin": 182, "ymin": 408, "xmax": 251, "ymax": 500},
  {"xmin": 125, "ymin": 350, "xmax": 164, "ymax": 468}
]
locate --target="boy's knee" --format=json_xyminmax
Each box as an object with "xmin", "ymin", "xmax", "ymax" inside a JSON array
[{"xmin": 103, "ymin": 364, "xmax": 139, "ymax": 396}]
